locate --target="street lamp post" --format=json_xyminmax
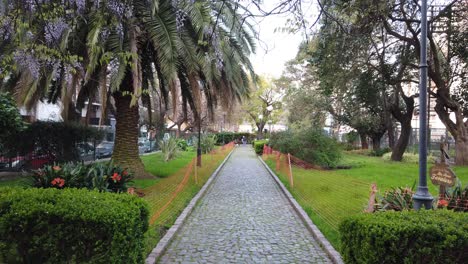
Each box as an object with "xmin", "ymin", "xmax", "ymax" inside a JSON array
[
  {"xmin": 413, "ymin": 0, "xmax": 433, "ymax": 210},
  {"xmin": 197, "ymin": 117, "xmax": 202, "ymax": 167}
]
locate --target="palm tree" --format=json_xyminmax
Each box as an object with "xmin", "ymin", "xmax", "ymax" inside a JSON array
[{"xmin": 1, "ymin": 0, "xmax": 256, "ymax": 178}]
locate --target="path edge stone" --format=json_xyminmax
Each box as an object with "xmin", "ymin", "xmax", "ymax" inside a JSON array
[
  {"xmin": 145, "ymin": 148, "xmax": 236, "ymax": 264},
  {"xmin": 258, "ymin": 156, "xmax": 344, "ymax": 264}
]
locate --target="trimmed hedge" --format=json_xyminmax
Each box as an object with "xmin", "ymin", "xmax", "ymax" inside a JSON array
[
  {"xmin": 270, "ymin": 129, "xmax": 341, "ymax": 167},
  {"xmin": 253, "ymin": 140, "xmax": 268, "ymax": 155},
  {"xmin": 0, "ymin": 188, "xmax": 149, "ymax": 263},
  {"xmin": 2, "ymin": 121, "xmax": 103, "ymax": 163},
  {"xmin": 339, "ymin": 210, "xmax": 468, "ymax": 264},
  {"xmin": 215, "ymin": 132, "xmax": 255, "ymax": 145}
]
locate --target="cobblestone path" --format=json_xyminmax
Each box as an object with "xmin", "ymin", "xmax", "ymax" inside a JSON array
[{"xmin": 159, "ymin": 146, "xmax": 332, "ymax": 264}]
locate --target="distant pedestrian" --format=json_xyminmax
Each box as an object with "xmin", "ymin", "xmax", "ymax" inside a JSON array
[{"xmin": 242, "ymin": 136, "xmax": 246, "ymax": 146}]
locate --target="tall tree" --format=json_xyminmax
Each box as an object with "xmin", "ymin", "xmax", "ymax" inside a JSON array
[
  {"xmin": 0, "ymin": 0, "xmax": 256, "ymax": 177},
  {"xmin": 279, "ymin": 44, "xmax": 328, "ymax": 129},
  {"xmin": 362, "ymin": 0, "xmax": 468, "ymax": 164},
  {"xmin": 243, "ymin": 77, "xmax": 283, "ymax": 139}
]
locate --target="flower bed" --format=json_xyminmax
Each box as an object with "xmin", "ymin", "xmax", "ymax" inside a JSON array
[{"xmin": 32, "ymin": 162, "xmax": 133, "ymax": 193}]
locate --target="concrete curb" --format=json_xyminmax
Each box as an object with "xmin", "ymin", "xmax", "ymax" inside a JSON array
[
  {"xmin": 258, "ymin": 156, "xmax": 344, "ymax": 264},
  {"xmin": 145, "ymin": 148, "xmax": 236, "ymax": 264}
]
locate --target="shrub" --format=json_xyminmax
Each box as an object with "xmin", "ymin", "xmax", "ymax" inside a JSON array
[
  {"xmin": 194, "ymin": 134, "xmax": 217, "ymax": 154},
  {"xmin": 440, "ymin": 181, "xmax": 468, "ymax": 212},
  {"xmin": 86, "ymin": 163, "xmax": 133, "ymax": 193},
  {"xmin": 253, "ymin": 140, "xmax": 268, "ymax": 155},
  {"xmin": 369, "ymin": 147, "xmax": 391, "ymax": 157},
  {"xmin": 0, "ymin": 93, "xmax": 25, "ymax": 155},
  {"xmin": 159, "ymin": 138, "xmax": 179, "ymax": 162},
  {"xmin": 270, "ymin": 129, "xmax": 341, "ymax": 168},
  {"xmin": 215, "ymin": 132, "xmax": 255, "ymax": 145},
  {"xmin": 374, "ymin": 186, "xmax": 415, "ymax": 211},
  {"xmin": 339, "ymin": 210, "xmax": 468, "ymax": 264},
  {"xmin": 0, "ymin": 187, "xmax": 149, "ymax": 263},
  {"xmin": 3, "ymin": 121, "xmax": 103, "ymax": 164},
  {"xmin": 176, "ymin": 138, "xmax": 189, "ymax": 151},
  {"xmin": 31, "ymin": 162, "xmax": 133, "ymax": 193},
  {"xmin": 382, "ymin": 152, "xmax": 437, "ymax": 163},
  {"xmin": 345, "ymin": 131, "xmax": 359, "ymax": 145}
]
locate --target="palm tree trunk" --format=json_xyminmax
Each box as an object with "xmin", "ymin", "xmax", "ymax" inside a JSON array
[{"xmin": 112, "ymin": 72, "xmax": 153, "ymax": 179}]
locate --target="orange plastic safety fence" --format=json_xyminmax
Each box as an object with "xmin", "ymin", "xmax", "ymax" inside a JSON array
[
  {"xmin": 262, "ymin": 149, "xmax": 371, "ymax": 232},
  {"xmin": 149, "ymin": 158, "xmax": 195, "ymax": 225},
  {"xmin": 146, "ymin": 142, "xmax": 235, "ymax": 226}
]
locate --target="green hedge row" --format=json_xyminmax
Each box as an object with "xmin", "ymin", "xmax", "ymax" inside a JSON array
[
  {"xmin": 215, "ymin": 132, "xmax": 255, "ymax": 145},
  {"xmin": 0, "ymin": 188, "xmax": 149, "ymax": 263},
  {"xmin": 339, "ymin": 210, "xmax": 468, "ymax": 264},
  {"xmin": 1, "ymin": 121, "xmax": 103, "ymax": 162},
  {"xmin": 253, "ymin": 140, "xmax": 268, "ymax": 155},
  {"xmin": 269, "ymin": 129, "xmax": 341, "ymax": 167}
]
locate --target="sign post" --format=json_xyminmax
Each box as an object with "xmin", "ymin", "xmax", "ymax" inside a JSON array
[{"xmin": 430, "ymin": 143, "xmax": 456, "ymax": 199}]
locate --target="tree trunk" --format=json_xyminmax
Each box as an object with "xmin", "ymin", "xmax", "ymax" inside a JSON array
[
  {"xmin": 371, "ymin": 136, "xmax": 381, "ymax": 151},
  {"xmin": 360, "ymin": 133, "xmax": 368, "ymax": 149},
  {"xmin": 390, "ymin": 93, "xmax": 414, "ymax": 161},
  {"xmin": 257, "ymin": 122, "xmax": 265, "ymax": 139},
  {"xmin": 391, "ymin": 120, "xmax": 412, "ymax": 161},
  {"xmin": 434, "ymin": 95, "xmax": 468, "ymax": 165},
  {"xmin": 387, "ymin": 120, "xmax": 395, "ymax": 150},
  {"xmin": 112, "ymin": 73, "xmax": 153, "ymax": 179},
  {"xmin": 455, "ymin": 138, "xmax": 468, "ymax": 166}
]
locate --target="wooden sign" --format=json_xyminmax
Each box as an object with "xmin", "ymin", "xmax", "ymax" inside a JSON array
[{"xmin": 430, "ymin": 164, "xmax": 456, "ymax": 187}]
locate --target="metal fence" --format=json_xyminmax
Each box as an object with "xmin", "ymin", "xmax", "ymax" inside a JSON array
[
  {"xmin": 0, "ymin": 138, "xmax": 160, "ymax": 172},
  {"xmin": 359, "ymin": 127, "xmax": 454, "ymax": 156}
]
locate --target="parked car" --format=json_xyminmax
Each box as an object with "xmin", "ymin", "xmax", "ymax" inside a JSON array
[
  {"xmin": 0, "ymin": 151, "xmax": 55, "ymax": 171},
  {"xmin": 77, "ymin": 143, "xmax": 95, "ymax": 161},
  {"xmin": 96, "ymin": 141, "xmax": 114, "ymax": 159},
  {"xmin": 138, "ymin": 138, "xmax": 151, "ymax": 154}
]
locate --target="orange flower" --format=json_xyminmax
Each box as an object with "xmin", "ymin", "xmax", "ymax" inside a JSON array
[
  {"xmin": 111, "ymin": 173, "xmax": 121, "ymax": 182},
  {"xmin": 53, "ymin": 166, "xmax": 61, "ymax": 171},
  {"xmin": 127, "ymin": 187, "xmax": 135, "ymax": 195},
  {"xmin": 51, "ymin": 177, "xmax": 65, "ymax": 188},
  {"xmin": 438, "ymin": 199, "xmax": 449, "ymax": 207}
]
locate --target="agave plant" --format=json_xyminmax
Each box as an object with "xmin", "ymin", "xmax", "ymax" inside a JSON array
[
  {"xmin": 374, "ymin": 185, "xmax": 415, "ymax": 211},
  {"xmin": 159, "ymin": 137, "xmax": 179, "ymax": 162}
]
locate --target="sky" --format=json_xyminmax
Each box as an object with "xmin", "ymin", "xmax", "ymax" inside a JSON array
[{"xmin": 249, "ymin": 1, "xmax": 318, "ymax": 78}]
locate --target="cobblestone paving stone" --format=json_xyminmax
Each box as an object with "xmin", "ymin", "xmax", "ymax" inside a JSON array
[{"xmin": 159, "ymin": 146, "xmax": 332, "ymax": 264}]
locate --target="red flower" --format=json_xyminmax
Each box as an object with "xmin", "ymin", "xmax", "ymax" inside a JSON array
[
  {"xmin": 122, "ymin": 170, "xmax": 128, "ymax": 176},
  {"xmin": 111, "ymin": 173, "xmax": 122, "ymax": 182},
  {"xmin": 438, "ymin": 199, "xmax": 449, "ymax": 207},
  {"xmin": 51, "ymin": 177, "xmax": 65, "ymax": 188},
  {"xmin": 53, "ymin": 166, "xmax": 61, "ymax": 171}
]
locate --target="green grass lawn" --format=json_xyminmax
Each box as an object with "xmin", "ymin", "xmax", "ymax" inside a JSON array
[
  {"xmin": 265, "ymin": 153, "xmax": 468, "ymax": 250},
  {"xmin": 131, "ymin": 151, "xmax": 197, "ymax": 189},
  {"xmin": 140, "ymin": 146, "xmax": 234, "ymax": 255},
  {"xmin": 0, "ymin": 177, "xmax": 31, "ymax": 188}
]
